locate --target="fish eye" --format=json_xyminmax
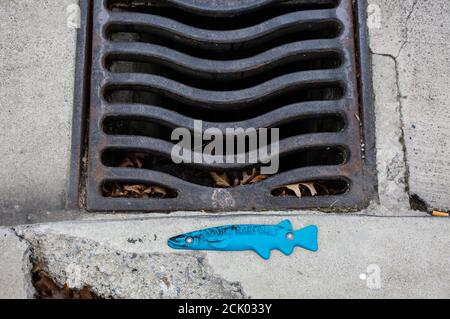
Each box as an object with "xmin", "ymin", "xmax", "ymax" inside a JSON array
[
  {"xmin": 185, "ymin": 237, "xmax": 193, "ymax": 244},
  {"xmin": 286, "ymin": 232, "xmax": 294, "ymax": 240}
]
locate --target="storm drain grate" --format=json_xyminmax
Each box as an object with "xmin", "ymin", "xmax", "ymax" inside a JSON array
[{"xmin": 69, "ymin": 0, "xmax": 377, "ymax": 212}]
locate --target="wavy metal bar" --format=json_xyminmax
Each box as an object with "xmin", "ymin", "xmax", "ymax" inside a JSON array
[
  {"xmin": 159, "ymin": 0, "xmax": 339, "ymax": 17},
  {"xmin": 104, "ymin": 70, "xmax": 344, "ymax": 109},
  {"xmin": 262, "ymin": 166, "xmax": 350, "ymax": 188},
  {"xmin": 101, "ymin": 167, "xmax": 209, "ymax": 192},
  {"xmin": 101, "ymin": 133, "xmax": 347, "ymax": 171},
  {"xmin": 101, "ymin": 165, "xmax": 348, "ymax": 192},
  {"xmin": 128, "ymin": 0, "xmax": 317, "ymax": 17},
  {"xmin": 106, "ymin": 10, "xmax": 338, "ymax": 49},
  {"xmin": 104, "ymin": 40, "xmax": 342, "ymax": 80},
  {"xmin": 106, "ymin": 0, "xmax": 279, "ymax": 17},
  {"xmin": 103, "ymin": 100, "xmax": 346, "ymax": 131},
  {"xmin": 107, "ymin": 0, "xmax": 340, "ymax": 16}
]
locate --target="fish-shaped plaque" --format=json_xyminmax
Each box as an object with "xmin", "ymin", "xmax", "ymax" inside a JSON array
[{"xmin": 168, "ymin": 220, "xmax": 318, "ymax": 259}]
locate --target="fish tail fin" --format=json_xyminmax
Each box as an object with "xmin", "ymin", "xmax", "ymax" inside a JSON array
[{"xmin": 295, "ymin": 225, "xmax": 319, "ymax": 252}]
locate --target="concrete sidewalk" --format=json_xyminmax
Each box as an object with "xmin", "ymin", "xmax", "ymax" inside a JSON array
[
  {"xmin": 4, "ymin": 214, "xmax": 449, "ymax": 298},
  {"xmin": 369, "ymin": 0, "xmax": 450, "ymax": 212}
]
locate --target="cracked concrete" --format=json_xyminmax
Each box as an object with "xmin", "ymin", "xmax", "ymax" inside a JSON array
[
  {"xmin": 369, "ymin": 0, "xmax": 450, "ymax": 210},
  {"xmin": 372, "ymin": 53, "xmax": 410, "ymax": 212},
  {"xmin": 21, "ymin": 231, "xmax": 245, "ymax": 299},
  {"xmin": 10, "ymin": 215, "xmax": 450, "ymax": 299}
]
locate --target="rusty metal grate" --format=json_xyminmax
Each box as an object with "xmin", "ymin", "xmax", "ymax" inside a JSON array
[{"xmin": 69, "ymin": 0, "xmax": 377, "ymax": 212}]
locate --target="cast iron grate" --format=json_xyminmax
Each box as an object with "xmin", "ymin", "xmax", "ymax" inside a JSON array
[{"xmin": 69, "ymin": 0, "xmax": 377, "ymax": 212}]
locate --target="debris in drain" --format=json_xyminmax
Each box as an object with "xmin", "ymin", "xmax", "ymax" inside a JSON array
[
  {"xmin": 32, "ymin": 262, "xmax": 98, "ymax": 299},
  {"xmin": 210, "ymin": 168, "xmax": 268, "ymax": 188},
  {"xmin": 272, "ymin": 180, "xmax": 347, "ymax": 197},
  {"xmin": 113, "ymin": 152, "xmax": 270, "ymax": 188},
  {"xmin": 118, "ymin": 152, "xmax": 146, "ymax": 168},
  {"xmin": 273, "ymin": 182, "xmax": 320, "ymax": 197},
  {"xmin": 103, "ymin": 183, "xmax": 175, "ymax": 198},
  {"xmin": 281, "ymin": 183, "xmax": 318, "ymax": 197},
  {"xmin": 103, "ymin": 152, "xmax": 176, "ymax": 198},
  {"xmin": 210, "ymin": 172, "xmax": 231, "ymax": 188}
]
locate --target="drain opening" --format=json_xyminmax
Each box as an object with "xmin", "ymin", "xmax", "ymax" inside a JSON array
[
  {"xmin": 105, "ymin": 51, "xmax": 343, "ymax": 82},
  {"xmin": 104, "ymin": 84, "xmax": 345, "ymax": 122},
  {"xmin": 103, "ymin": 115, "xmax": 346, "ymax": 140},
  {"xmin": 106, "ymin": 22, "xmax": 342, "ymax": 60},
  {"xmin": 101, "ymin": 147, "xmax": 347, "ymax": 189},
  {"xmin": 102, "ymin": 181, "xmax": 178, "ymax": 199},
  {"xmin": 271, "ymin": 179, "xmax": 349, "ymax": 197},
  {"xmin": 110, "ymin": 31, "xmax": 341, "ymax": 63}
]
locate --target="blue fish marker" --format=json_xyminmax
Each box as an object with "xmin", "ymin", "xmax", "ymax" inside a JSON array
[{"xmin": 167, "ymin": 220, "xmax": 318, "ymax": 260}]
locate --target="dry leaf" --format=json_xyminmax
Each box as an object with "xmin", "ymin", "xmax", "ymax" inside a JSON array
[
  {"xmin": 104, "ymin": 183, "xmax": 171, "ymax": 199},
  {"xmin": 314, "ymin": 183, "xmax": 330, "ymax": 195},
  {"xmin": 79, "ymin": 287, "xmax": 95, "ymax": 299},
  {"xmin": 241, "ymin": 168, "xmax": 257, "ymax": 185},
  {"xmin": 149, "ymin": 186, "xmax": 167, "ymax": 197},
  {"xmin": 119, "ymin": 157, "xmax": 134, "ymax": 168},
  {"xmin": 300, "ymin": 183, "xmax": 318, "ymax": 196},
  {"xmin": 32, "ymin": 261, "xmax": 99, "ymax": 299},
  {"xmin": 135, "ymin": 157, "xmax": 143, "ymax": 168},
  {"xmin": 105, "ymin": 183, "xmax": 125, "ymax": 197},
  {"xmin": 119, "ymin": 153, "xmax": 146, "ymax": 168},
  {"xmin": 133, "ymin": 153, "xmax": 146, "ymax": 168},
  {"xmin": 249, "ymin": 174, "xmax": 268, "ymax": 184},
  {"xmin": 209, "ymin": 169, "xmax": 267, "ymax": 187},
  {"xmin": 112, "ymin": 188, "xmax": 124, "ymax": 197},
  {"xmin": 275, "ymin": 182, "xmax": 318, "ymax": 197},
  {"xmin": 210, "ymin": 172, "xmax": 231, "ymax": 188},
  {"xmin": 35, "ymin": 276, "xmax": 57, "ymax": 295},
  {"xmin": 285, "ymin": 184, "xmax": 302, "ymax": 197},
  {"xmin": 124, "ymin": 185, "xmax": 146, "ymax": 194}
]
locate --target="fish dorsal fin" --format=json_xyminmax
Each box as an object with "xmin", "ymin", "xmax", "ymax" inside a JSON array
[
  {"xmin": 253, "ymin": 246, "xmax": 271, "ymax": 260},
  {"xmin": 277, "ymin": 220, "xmax": 293, "ymax": 230},
  {"xmin": 278, "ymin": 244, "xmax": 294, "ymax": 256},
  {"xmin": 208, "ymin": 237, "xmax": 232, "ymax": 250}
]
